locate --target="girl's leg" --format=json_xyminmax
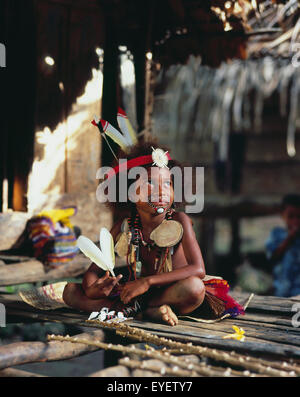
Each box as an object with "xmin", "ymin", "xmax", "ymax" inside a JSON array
[
  {"xmin": 143, "ymin": 276, "xmax": 205, "ymax": 326},
  {"xmin": 63, "ymin": 282, "xmax": 115, "ymax": 312}
]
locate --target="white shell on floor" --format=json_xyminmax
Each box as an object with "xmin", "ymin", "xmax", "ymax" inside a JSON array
[
  {"xmin": 99, "ymin": 312, "xmax": 107, "ymax": 321},
  {"xmin": 88, "ymin": 312, "xmax": 100, "ymax": 321},
  {"xmin": 88, "ymin": 308, "xmax": 129, "ymax": 323}
]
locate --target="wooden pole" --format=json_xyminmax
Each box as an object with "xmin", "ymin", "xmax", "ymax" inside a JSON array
[
  {"xmin": 0, "ymin": 255, "xmax": 126, "ymax": 286},
  {"xmin": 229, "ymin": 217, "xmax": 241, "ymax": 284},
  {"xmin": 101, "ymin": 3, "xmax": 119, "ymax": 167},
  {"xmin": 0, "ymin": 255, "xmax": 90, "ymax": 286},
  {"xmin": 143, "ymin": 0, "xmax": 155, "ymax": 141},
  {"xmin": 0, "ymin": 330, "xmax": 104, "ymax": 370},
  {"xmin": 199, "ymin": 218, "xmax": 216, "ymax": 275},
  {"xmin": 85, "ymin": 321, "xmax": 298, "ymax": 377},
  {"xmin": 133, "ymin": 45, "xmax": 146, "ymax": 136},
  {"xmin": 47, "ymin": 334, "xmax": 248, "ymax": 377}
]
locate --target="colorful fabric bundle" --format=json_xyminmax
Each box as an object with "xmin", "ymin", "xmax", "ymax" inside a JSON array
[
  {"xmin": 27, "ymin": 207, "xmax": 79, "ymax": 267},
  {"xmin": 203, "ymin": 278, "xmax": 245, "ymax": 317}
]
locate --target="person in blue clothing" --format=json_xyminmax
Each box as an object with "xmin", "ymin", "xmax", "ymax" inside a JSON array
[{"xmin": 265, "ymin": 194, "xmax": 300, "ymax": 297}]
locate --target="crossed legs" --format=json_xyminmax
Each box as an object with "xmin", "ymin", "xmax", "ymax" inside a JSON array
[
  {"xmin": 143, "ymin": 276, "xmax": 205, "ymax": 326},
  {"xmin": 63, "ymin": 276, "xmax": 205, "ymax": 326}
]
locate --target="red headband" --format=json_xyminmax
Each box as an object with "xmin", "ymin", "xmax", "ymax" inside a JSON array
[{"xmin": 105, "ymin": 152, "xmax": 172, "ymax": 180}]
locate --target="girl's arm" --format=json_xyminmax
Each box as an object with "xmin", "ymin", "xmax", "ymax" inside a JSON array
[
  {"xmin": 119, "ymin": 212, "xmax": 206, "ymax": 303},
  {"xmin": 269, "ymin": 227, "xmax": 300, "ymax": 264}
]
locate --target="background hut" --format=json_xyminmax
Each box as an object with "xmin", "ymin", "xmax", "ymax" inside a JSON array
[
  {"xmin": 1, "ymin": 0, "xmax": 300, "ymax": 379},
  {"xmin": 0, "ymin": 0, "xmax": 300, "ymax": 293}
]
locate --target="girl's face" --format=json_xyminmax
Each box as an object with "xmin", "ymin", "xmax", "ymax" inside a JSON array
[
  {"xmin": 133, "ymin": 167, "xmax": 174, "ymax": 215},
  {"xmin": 282, "ymin": 205, "xmax": 300, "ymax": 231}
]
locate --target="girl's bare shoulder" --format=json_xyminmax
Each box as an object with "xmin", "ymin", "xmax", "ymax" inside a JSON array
[
  {"xmin": 172, "ymin": 211, "xmax": 193, "ymax": 228},
  {"xmin": 110, "ymin": 217, "xmax": 128, "ymax": 242}
]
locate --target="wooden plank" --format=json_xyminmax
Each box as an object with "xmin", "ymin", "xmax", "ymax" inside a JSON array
[
  {"xmin": 5, "ymin": 307, "xmax": 88, "ymax": 327},
  {"xmin": 0, "ymin": 368, "xmax": 46, "ymax": 377},
  {"xmin": 0, "ymin": 295, "xmax": 87, "ymax": 321},
  {"xmin": 0, "ymin": 255, "xmax": 90, "ymax": 286},
  {"xmin": 130, "ymin": 317, "xmax": 299, "ymax": 344},
  {"xmin": 0, "ymin": 292, "xmax": 294, "ymax": 333},
  {"xmin": 122, "ymin": 322, "xmax": 300, "ymax": 359},
  {"xmin": 0, "ymin": 255, "xmax": 126, "ymax": 286},
  {"xmin": 232, "ymin": 292, "xmax": 298, "ymax": 307},
  {"xmin": 231, "ymin": 292, "xmax": 300, "ymax": 306},
  {"xmin": 227, "ymin": 315, "xmax": 298, "ymax": 331},
  {"xmin": 0, "ymin": 329, "xmax": 104, "ymax": 370},
  {"xmin": 0, "ymin": 293, "xmax": 84, "ymax": 316},
  {"xmin": 179, "ymin": 311, "xmax": 299, "ymax": 333},
  {"xmin": 233, "ymin": 312, "xmax": 294, "ymax": 327},
  {"xmin": 125, "ymin": 319, "xmax": 300, "ymax": 358},
  {"xmin": 176, "ymin": 319, "xmax": 300, "ymax": 347},
  {"xmin": 0, "ymin": 255, "xmax": 32, "ymax": 263},
  {"xmin": 8, "ymin": 297, "xmax": 292, "ymax": 349},
  {"xmin": 6, "ymin": 299, "xmax": 300, "ymax": 359},
  {"xmin": 2, "ymin": 293, "xmax": 300, "ymax": 359},
  {"xmin": 231, "ymin": 303, "xmax": 289, "ymax": 314}
]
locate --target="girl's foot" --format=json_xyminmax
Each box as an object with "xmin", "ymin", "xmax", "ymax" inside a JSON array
[{"xmin": 144, "ymin": 304, "xmax": 178, "ymax": 326}]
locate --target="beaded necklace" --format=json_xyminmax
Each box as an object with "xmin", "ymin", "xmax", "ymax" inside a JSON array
[{"xmin": 126, "ymin": 209, "xmax": 175, "ymax": 280}]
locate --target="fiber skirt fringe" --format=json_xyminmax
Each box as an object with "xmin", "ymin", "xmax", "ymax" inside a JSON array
[{"xmin": 203, "ymin": 278, "xmax": 245, "ymax": 318}]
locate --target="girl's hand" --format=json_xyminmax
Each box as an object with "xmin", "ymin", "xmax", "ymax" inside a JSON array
[
  {"xmin": 86, "ymin": 271, "xmax": 123, "ymax": 299},
  {"xmin": 120, "ymin": 278, "xmax": 150, "ymax": 304}
]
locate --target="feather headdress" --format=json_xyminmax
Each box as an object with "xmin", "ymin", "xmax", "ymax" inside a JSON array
[
  {"xmin": 91, "ymin": 108, "xmax": 171, "ymax": 180},
  {"xmin": 92, "ymin": 107, "xmax": 137, "ymax": 154}
]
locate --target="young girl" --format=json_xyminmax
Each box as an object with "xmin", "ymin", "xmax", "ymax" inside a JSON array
[{"xmin": 63, "ymin": 113, "xmax": 243, "ymax": 326}]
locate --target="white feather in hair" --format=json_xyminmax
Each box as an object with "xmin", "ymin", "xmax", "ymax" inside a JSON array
[{"xmin": 117, "ymin": 107, "xmax": 137, "ymax": 146}]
